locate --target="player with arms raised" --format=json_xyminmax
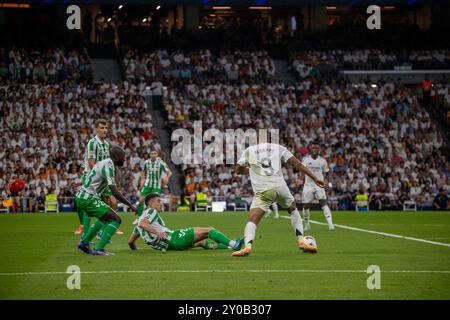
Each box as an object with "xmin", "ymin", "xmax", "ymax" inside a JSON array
[
  {"xmin": 301, "ymin": 142, "xmax": 334, "ymax": 231},
  {"xmin": 76, "ymin": 146, "xmax": 136, "ymax": 255},
  {"xmin": 74, "ymin": 118, "xmax": 123, "ymax": 236},
  {"xmin": 232, "ymin": 139, "xmax": 324, "ymax": 257}
]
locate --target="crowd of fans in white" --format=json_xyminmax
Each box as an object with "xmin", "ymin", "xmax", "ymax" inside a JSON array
[
  {"xmin": 290, "ymin": 50, "xmax": 450, "ymax": 79},
  {"xmin": 163, "ymin": 75, "xmax": 450, "ymax": 210},
  {"xmin": 0, "ymin": 47, "xmax": 92, "ymax": 83},
  {"xmin": 123, "ymin": 49, "xmax": 276, "ymax": 81},
  {"xmin": 0, "ymin": 77, "xmax": 161, "ymax": 211},
  {"xmin": 1, "ymin": 47, "xmax": 449, "ymax": 212}
]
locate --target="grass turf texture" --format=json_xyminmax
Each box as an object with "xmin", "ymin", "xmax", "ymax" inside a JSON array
[{"xmin": 0, "ymin": 211, "xmax": 449, "ymax": 299}]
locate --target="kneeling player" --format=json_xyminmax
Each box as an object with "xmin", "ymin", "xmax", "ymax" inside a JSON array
[{"xmin": 128, "ymin": 194, "xmax": 243, "ymax": 252}]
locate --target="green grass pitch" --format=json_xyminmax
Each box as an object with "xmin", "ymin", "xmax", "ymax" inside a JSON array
[{"xmin": 0, "ymin": 210, "xmax": 449, "ymax": 299}]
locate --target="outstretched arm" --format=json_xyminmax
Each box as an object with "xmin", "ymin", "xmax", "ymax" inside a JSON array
[
  {"xmin": 235, "ymin": 164, "xmax": 249, "ymax": 175},
  {"xmin": 128, "ymin": 232, "xmax": 140, "ymax": 250},
  {"xmin": 109, "ymin": 185, "xmax": 137, "ymax": 211},
  {"xmin": 286, "ymin": 156, "xmax": 324, "ymax": 188}
]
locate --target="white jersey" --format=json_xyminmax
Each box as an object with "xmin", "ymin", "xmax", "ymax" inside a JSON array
[
  {"xmin": 237, "ymin": 143, "xmax": 294, "ymax": 193},
  {"xmin": 301, "ymin": 155, "xmax": 329, "ymax": 187},
  {"xmin": 78, "ymin": 159, "xmax": 116, "ymax": 198}
]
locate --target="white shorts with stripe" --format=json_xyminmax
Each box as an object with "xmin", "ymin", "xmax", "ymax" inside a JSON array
[
  {"xmin": 250, "ymin": 184, "xmax": 295, "ymax": 212},
  {"xmin": 302, "ymin": 185, "xmax": 327, "ymax": 203}
]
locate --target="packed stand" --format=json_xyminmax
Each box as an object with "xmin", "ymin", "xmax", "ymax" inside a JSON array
[
  {"xmin": 123, "ymin": 49, "xmax": 276, "ymax": 82},
  {"xmin": 162, "ymin": 76, "xmax": 449, "ymax": 211},
  {"xmin": 0, "ymin": 47, "xmax": 93, "ymax": 84},
  {"xmin": 0, "ymin": 80, "xmax": 161, "ymax": 212}
]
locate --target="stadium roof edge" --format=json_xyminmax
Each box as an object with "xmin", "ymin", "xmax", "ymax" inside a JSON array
[{"xmin": 4, "ymin": 0, "xmax": 448, "ymax": 6}]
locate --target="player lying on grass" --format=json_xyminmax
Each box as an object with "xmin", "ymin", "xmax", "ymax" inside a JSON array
[
  {"xmin": 232, "ymin": 140, "xmax": 324, "ymax": 257},
  {"xmin": 128, "ymin": 194, "xmax": 244, "ymax": 251},
  {"xmin": 76, "ymin": 146, "xmax": 137, "ymax": 256}
]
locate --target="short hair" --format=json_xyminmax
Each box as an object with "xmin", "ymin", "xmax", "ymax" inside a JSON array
[
  {"xmin": 110, "ymin": 146, "xmax": 125, "ymax": 159},
  {"xmin": 310, "ymin": 141, "xmax": 320, "ymax": 147},
  {"xmin": 95, "ymin": 118, "xmax": 108, "ymax": 128},
  {"xmin": 145, "ymin": 193, "xmax": 160, "ymax": 205}
]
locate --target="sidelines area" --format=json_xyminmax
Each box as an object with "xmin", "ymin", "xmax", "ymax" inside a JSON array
[
  {"xmin": 1, "ymin": 269, "xmax": 450, "ymax": 276},
  {"xmin": 280, "ymin": 216, "xmax": 450, "ymax": 248}
]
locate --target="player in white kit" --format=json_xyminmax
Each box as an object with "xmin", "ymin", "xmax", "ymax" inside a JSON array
[
  {"xmin": 232, "ymin": 141, "xmax": 324, "ymax": 257},
  {"xmin": 301, "ymin": 142, "xmax": 334, "ymax": 231}
]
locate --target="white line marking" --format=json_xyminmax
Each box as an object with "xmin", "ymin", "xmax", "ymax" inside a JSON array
[
  {"xmin": 280, "ymin": 216, "xmax": 450, "ymax": 248},
  {"xmin": 1, "ymin": 270, "xmax": 450, "ymax": 276}
]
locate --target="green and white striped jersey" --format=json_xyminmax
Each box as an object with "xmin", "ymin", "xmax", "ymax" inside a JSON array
[
  {"xmin": 137, "ymin": 208, "xmax": 173, "ymax": 251},
  {"xmin": 143, "ymin": 157, "xmax": 169, "ymax": 189},
  {"xmin": 78, "ymin": 159, "xmax": 116, "ymax": 198},
  {"xmin": 83, "ymin": 136, "xmax": 110, "ymax": 175}
]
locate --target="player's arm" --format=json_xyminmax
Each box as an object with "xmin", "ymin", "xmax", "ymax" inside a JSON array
[
  {"xmin": 109, "ymin": 185, "xmax": 136, "ymax": 212},
  {"xmin": 286, "ymin": 156, "xmax": 324, "ymax": 188},
  {"xmin": 138, "ymin": 219, "xmax": 169, "ymax": 239},
  {"xmin": 235, "ymin": 148, "xmax": 250, "ymax": 175},
  {"xmin": 235, "ymin": 165, "xmax": 249, "ymax": 175},
  {"xmin": 139, "ymin": 172, "xmax": 145, "ymax": 189},
  {"xmin": 128, "ymin": 232, "xmax": 140, "ymax": 250},
  {"xmin": 87, "ymin": 140, "xmax": 96, "ymax": 169},
  {"xmin": 162, "ymin": 162, "xmax": 172, "ymax": 187}
]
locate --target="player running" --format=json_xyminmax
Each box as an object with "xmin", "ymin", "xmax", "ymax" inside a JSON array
[
  {"xmin": 134, "ymin": 150, "xmax": 172, "ymax": 218},
  {"xmin": 232, "ymin": 141, "xmax": 324, "ymax": 257},
  {"xmin": 74, "ymin": 118, "xmax": 123, "ymax": 235},
  {"xmin": 301, "ymin": 142, "xmax": 334, "ymax": 231},
  {"xmin": 76, "ymin": 146, "xmax": 136, "ymax": 256},
  {"xmin": 128, "ymin": 194, "xmax": 243, "ymax": 252}
]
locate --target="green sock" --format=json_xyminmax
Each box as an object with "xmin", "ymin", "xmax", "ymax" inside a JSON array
[
  {"xmin": 208, "ymin": 229, "xmax": 233, "ymax": 247},
  {"xmin": 77, "ymin": 210, "xmax": 91, "ymax": 238},
  {"xmin": 95, "ymin": 221, "xmax": 120, "ymax": 251},
  {"xmin": 82, "ymin": 220, "xmax": 106, "ymax": 245},
  {"xmin": 202, "ymin": 239, "xmax": 228, "ymax": 249},
  {"xmin": 136, "ymin": 202, "xmax": 144, "ymax": 217}
]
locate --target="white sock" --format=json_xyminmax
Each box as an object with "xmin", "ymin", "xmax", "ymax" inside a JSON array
[
  {"xmin": 290, "ymin": 208, "xmax": 304, "ymax": 240},
  {"xmin": 272, "ymin": 203, "xmax": 279, "ymax": 216},
  {"xmin": 303, "ymin": 208, "xmax": 310, "ymax": 222},
  {"xmin": 244, "ymin": 221, "xmax": 257, "ymax": 248},
  {"xmin": 322, "ymin": 205, "xmax": 333, "ymax": 227}
]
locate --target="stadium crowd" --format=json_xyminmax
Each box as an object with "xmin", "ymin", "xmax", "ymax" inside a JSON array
[
  {"xmin": 123, "ymin": 49, "xmax": 276, "ymax": 82},
  {"xmin": 1, "ymin": 46, "xmax": 449, "ymax": 213},
  {"xmin": 0, "ymin": 77, "xmax": 161, "ymax": 212},
  {"xmin": 289, "ymin": 50, "xmax": 450, "ymax": 79},
  {"xmin": 0, "ymin": 47, "xmax": 93, "ymax": 83},
  {"xmin": 161, "ymin": 73, "xmax": 450, "ymax": 211}
]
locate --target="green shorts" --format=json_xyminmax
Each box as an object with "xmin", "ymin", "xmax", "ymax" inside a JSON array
[
  {"xmin": 75, "ymin": 195, "xmax": 111, "ymax": 219},
  {"xmin": 167, "ymin": 228, "xmax": 195, "ymax": 251},
  {"xmin": 140, "ymin": 186, "xmax": 162, "ymax": 197}
]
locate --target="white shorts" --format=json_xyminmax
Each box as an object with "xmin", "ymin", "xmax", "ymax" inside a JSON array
[
  {"xmin": 250, "ymin": 184, "xmax": 295, "ymax": 212},
  {"xmin": 302, "ymin": 185, "xmax": 327, "ymax": 204}
]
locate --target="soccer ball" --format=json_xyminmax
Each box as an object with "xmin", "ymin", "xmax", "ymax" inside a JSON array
[{"xmin": 302, "ymin": 235, "xmax": 318, "ymax": 253}]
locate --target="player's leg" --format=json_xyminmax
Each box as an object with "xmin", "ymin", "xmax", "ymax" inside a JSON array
[
  {"xmin": 272, "ymin": 202, "xmax": 279, "ymax": 218},
  {"xmin": 194, "ymin": 227, "xmax": 242, "ymax": 250},
  {"xmin": 107, "ymin": 195, "xmax": 123, "ymax": 234},
  {"xmin": 318, "ymin": 198, "xmax": 334, "ymax": 230},
  {"xmin": 194, "ymin": 239, "xmax": 229, "ymax": 249},
  {"xmin": 91, "ymin": 210, "xmax": 122, "ymax": 255},
  {"xmin": 302, "ymin": 187, "xmax": 314, "ymax": 230}
]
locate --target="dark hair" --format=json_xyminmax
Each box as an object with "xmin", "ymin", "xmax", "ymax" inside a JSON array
[
  {"xmin": 95, "ymin": 118, "xmax": 108, "ymax": 128},
  {"xmin": 145, "ymin": 193, "xmax": 160, "ymax": 205}
]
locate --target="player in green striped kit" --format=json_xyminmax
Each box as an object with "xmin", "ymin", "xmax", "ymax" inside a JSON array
[
  {"xmin": 74, "ymin": 119, "xmax": 122, "ymax": 236},
  {"xmin": 135, "ymin": 150, "xmax": 172, "ymax": 218},
  {"xmin": 128, "ymin": 194, "xmax": 243, "ymax": 252},
  {"xmin": 76, "ymin": 146, "xmax": 136, "ymax": 256}
]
